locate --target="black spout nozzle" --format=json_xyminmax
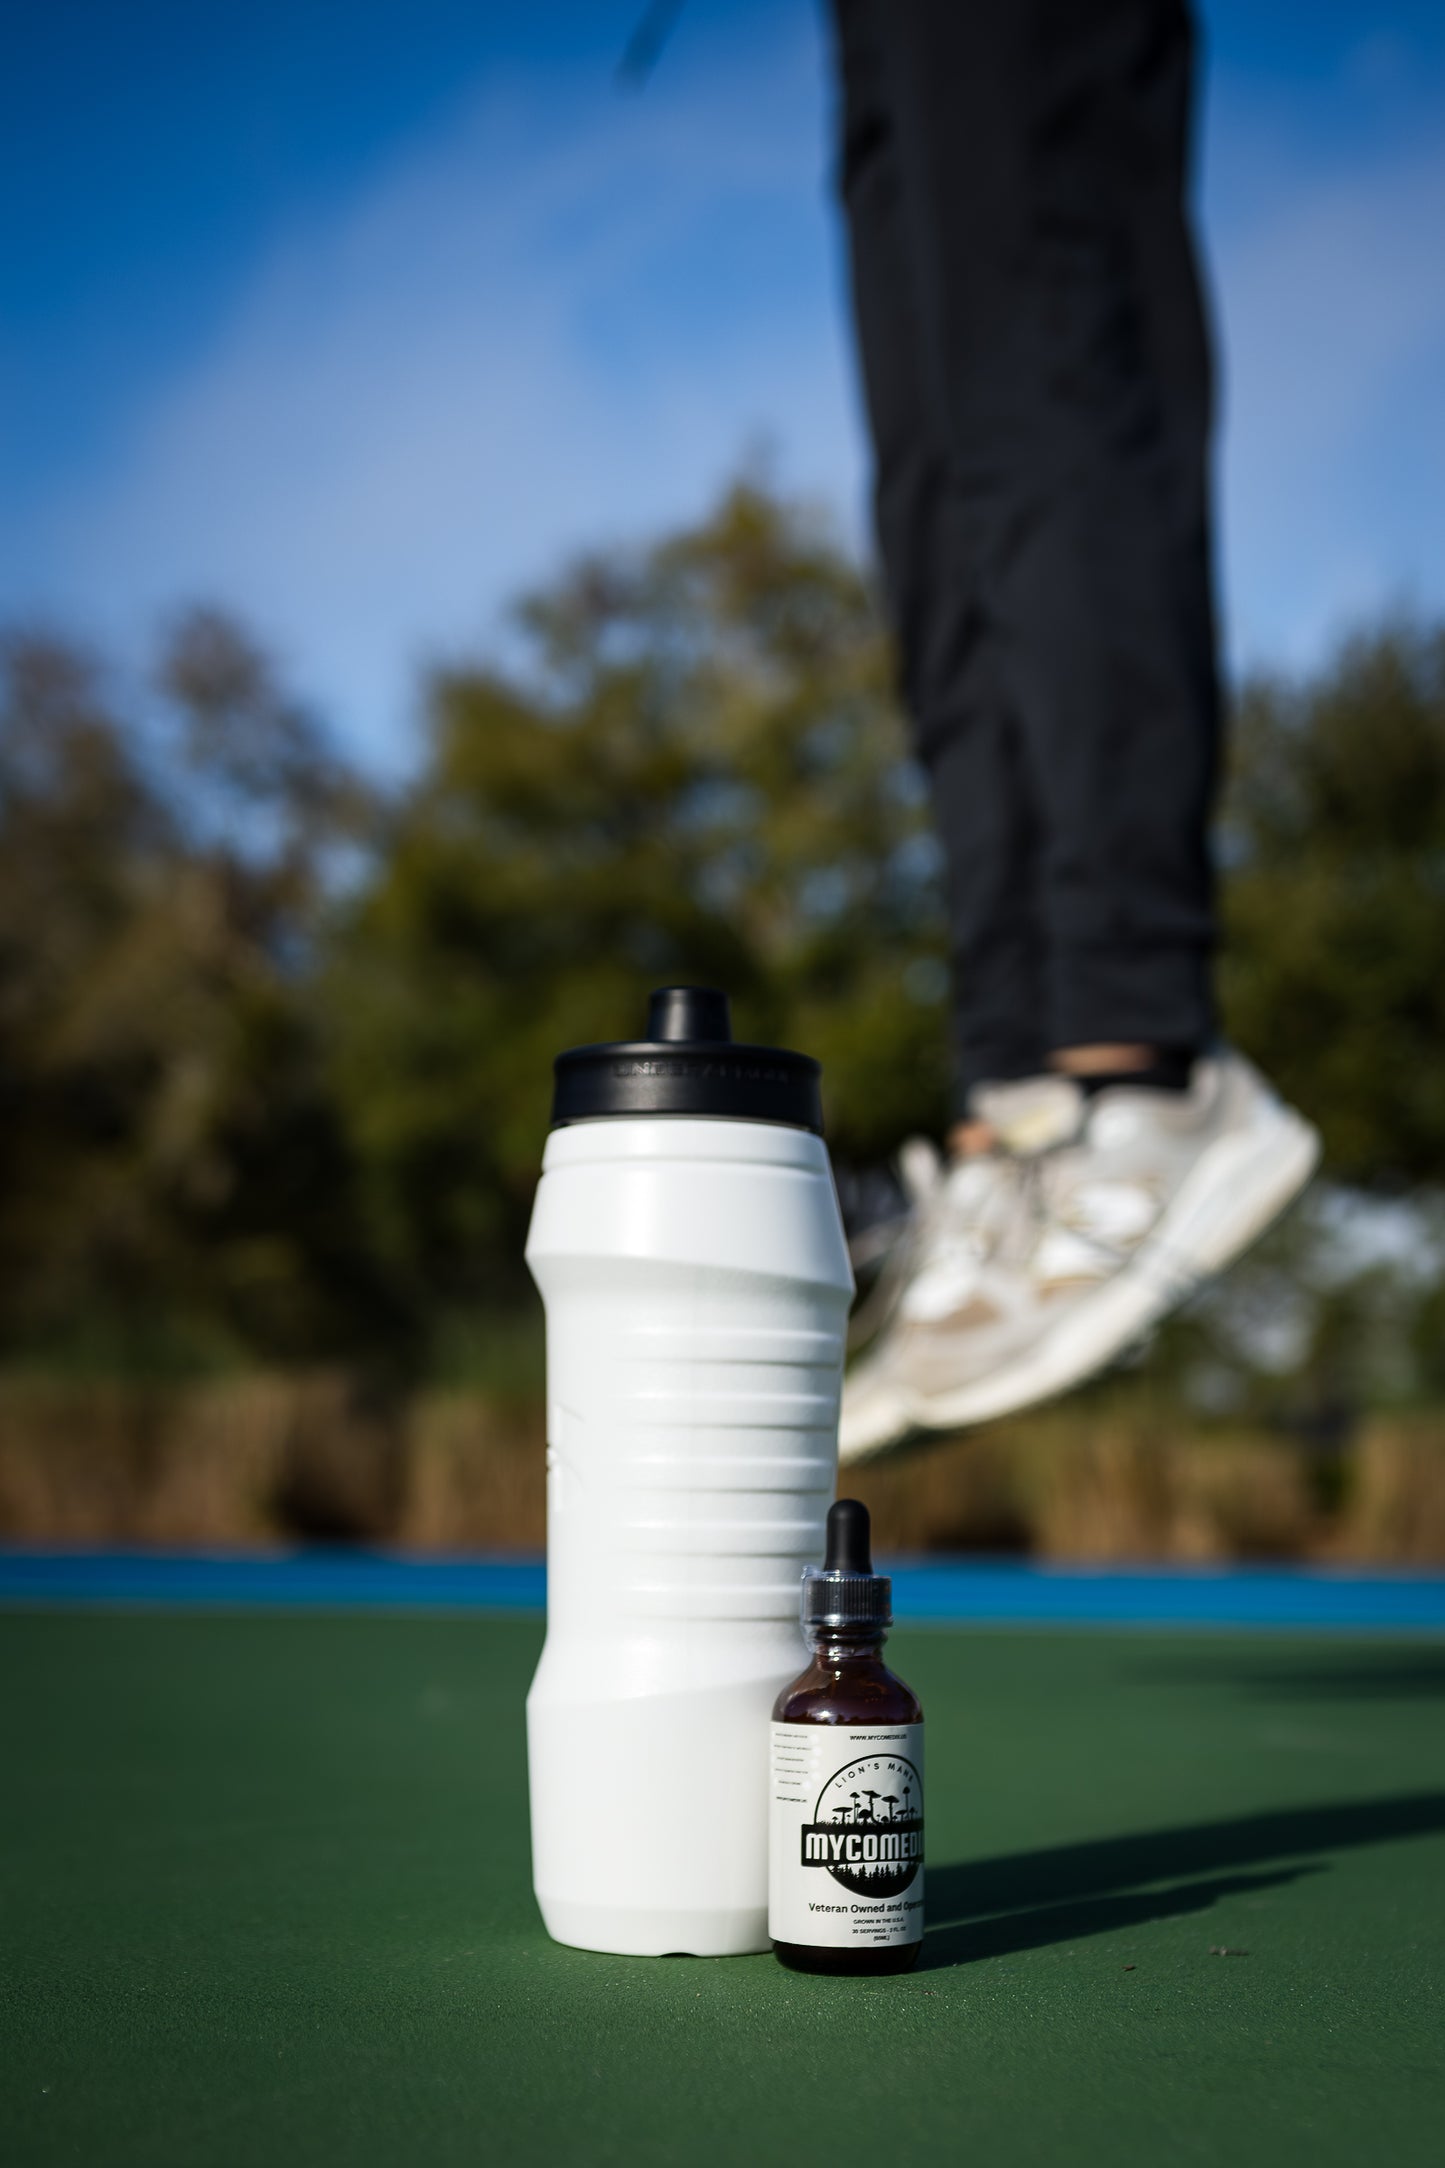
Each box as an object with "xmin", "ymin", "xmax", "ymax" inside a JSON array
[
  {"xmin": 824, "ymin": 1498, "xmax": 873, "ymax": 1574},
  {"xmin": 549, "ymin": 985, "xmax": 822, "ymax": 1130},
  {"xmin": 646, "ymin": 986, "xmax": 732, "ymax": 1043}
]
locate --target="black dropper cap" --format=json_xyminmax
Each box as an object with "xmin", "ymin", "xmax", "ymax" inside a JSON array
[
  {"xmin": 801, "ymin": 1499, "xmax": 892, "ymax": 1634},
  {"xmin": 549, "ymin": 986, "xmax": 823, "ymax": 1132}
]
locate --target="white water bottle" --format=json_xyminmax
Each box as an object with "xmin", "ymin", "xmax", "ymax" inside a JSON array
[{"xmin": 525, "ymin": 987, "xmax": 853, "ymax": 1956}]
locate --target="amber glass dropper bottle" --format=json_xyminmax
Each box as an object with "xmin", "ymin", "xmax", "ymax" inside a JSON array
[{"xmin": 769, "ymin": 1499, "xmax": 924, "ymax": 1974}]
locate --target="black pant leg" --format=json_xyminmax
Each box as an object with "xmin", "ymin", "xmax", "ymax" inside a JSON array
[
  {"xmin": 831, "ymin": 0, "xmax": 1050, "ymax": 1095},
  {"xmin": 830, "ymin": 0, "xmax": 1220, "ymax": 1090}
]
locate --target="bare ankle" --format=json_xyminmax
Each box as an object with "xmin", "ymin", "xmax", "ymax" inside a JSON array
[
  {"xmin": 1050, "ymin": 1044, "xmax": 1155, "ymax": 1077},
  {"xmin": 947, "ymin": 1118, "xmax": 998, "ymax": 1159}
]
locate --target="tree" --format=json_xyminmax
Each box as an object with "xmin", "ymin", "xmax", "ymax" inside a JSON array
[
  {"xmin": 6, "ymin": 489, "xmax": 1445, "ymax": 1391},
  {"xmin": 326, "ymin": 481, "xmax": 951, "ymax": 1313},
  {"xmin": 1220, "ymin": 622, "xmax": 1445, "ymax": 1185},
  {"xmin": 0, "ymin": 616, "xmax": 400, "ymax": 1370}
]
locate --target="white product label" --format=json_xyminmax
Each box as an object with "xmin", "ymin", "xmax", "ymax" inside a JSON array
[{"xmin": 769, "ymin": 1722, "xmax": 924, "ymax": 1949}]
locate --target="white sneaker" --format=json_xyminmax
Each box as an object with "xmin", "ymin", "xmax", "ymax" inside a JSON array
[
  {"xmin": 838, "ymin": 1052, "xmax": 1321, "ymax": 1463},
  {"xmin": 845, "ymin": 1134, "xmax": 1013, "ymax": 1350}
]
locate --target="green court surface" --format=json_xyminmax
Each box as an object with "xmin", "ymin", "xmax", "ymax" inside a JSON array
[{"xmin": 4, "ymin": 1614, "xmax": 1444, "ymax": 2167}]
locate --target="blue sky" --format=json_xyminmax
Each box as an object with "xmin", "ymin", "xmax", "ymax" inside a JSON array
[{"xmin": 4, "ymin": 0, "xmax": 1444, "ymax": 770}]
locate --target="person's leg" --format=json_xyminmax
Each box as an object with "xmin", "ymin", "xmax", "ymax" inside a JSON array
[
  {"xmin": 843, "ymin": 0, "xmax": 1220, "ymax": 1077},
  {"xmin": 831, "ymin": 0, "xmax": 1048, "ymax": 1100},
  {"xmin": 1039, "ymin": 0, "xmax": 1221, "ymax": 1069},
  {"xmin": 830, "ymin": 0, "xmax": 1319, "ymax": 1460}
]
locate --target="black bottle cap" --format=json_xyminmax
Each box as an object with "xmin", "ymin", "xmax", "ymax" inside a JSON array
[
  {"xmin": 549, "ymin": 986, "xmax": 824, "ymax": 1132},
  {"xmin": 802, "ymin": 1498, "xmax": 892, "ymax": 1633}
]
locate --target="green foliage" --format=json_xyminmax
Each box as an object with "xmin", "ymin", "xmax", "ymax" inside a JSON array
[
  {"xmin": 3, "ymin": 484, "xmax": 1445, "ymax": 1389},
  {"xmin": 1220, "ymin": 622, "xmax": 1445, "ymax": 1183},
  {"xmin": 323, "ymin": 482, "xmax": 950, "ymax": 1310},
  {"xmin": 0, "ymin": 615, "xmax": 403, "ymax": 1372}
]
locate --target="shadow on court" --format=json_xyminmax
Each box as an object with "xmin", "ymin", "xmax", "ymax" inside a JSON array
[{"xmin": 921, "ymin": 1790, "xmax": 1445, "ymax": 1969}]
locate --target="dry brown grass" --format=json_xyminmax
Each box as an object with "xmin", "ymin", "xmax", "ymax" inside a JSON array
[
  {"xmin": 0, "ymin": 1375, "xmax": 1441, "ymax": 1561},
  {"xmin": 401, "ymin": 1393, "xmax": 545, "ymax": 1553},
  {"xmin": 1340, "ymin": 1417, "xmax": 1445, "ymax": 1563},
  {"xmin": 0, "ymin": 1375, "xmax": 545, "ymax": 1553},
  {"xmin": 850, "ymin": 1412, "xmax": 1323, "ymax": 1562},
  {"xmin": 0, "ymin": 1377, "xmax": 287, "ymax": 1545}
]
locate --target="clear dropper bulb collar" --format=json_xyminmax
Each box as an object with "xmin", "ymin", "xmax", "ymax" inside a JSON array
[{"xmin": 801, "ymin": 1498, "xmax": 892, "ymax": 1637}]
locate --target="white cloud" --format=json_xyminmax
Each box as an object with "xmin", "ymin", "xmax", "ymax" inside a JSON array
[
  {"xmin": 17, "ymin": 13, "xmax": 863, "ymax": 769},
  {"xmin": 11, "ymin": 11, "xmax": 1445, "ymax": 761}
]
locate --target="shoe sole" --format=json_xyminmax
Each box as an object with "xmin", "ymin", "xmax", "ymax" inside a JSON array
[{"xmin": 839, "ymin": 1107, "xmax": 1321, "ymax": 1461}]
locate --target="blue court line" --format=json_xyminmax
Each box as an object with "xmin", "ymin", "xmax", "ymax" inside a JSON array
[
  {"xmin": 892, "ymin": 1561, "xmax": 1445, "ymax": 1631},
  {"xmin": 0, "ymin": 1549, "xmax": 546, "ymax": 1614},
  {"xmin": 2, "ymin": 1547, "xmax": 1444, "ymax": 1629}
]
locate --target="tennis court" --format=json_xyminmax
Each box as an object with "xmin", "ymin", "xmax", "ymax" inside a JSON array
[{"xmin": 4, "ymin": 1561, "xmax": 1444, "ymax": 2166}]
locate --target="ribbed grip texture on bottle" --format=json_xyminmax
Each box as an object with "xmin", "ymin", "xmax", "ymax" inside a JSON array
[{"xmin": 801, "ymin": 1565, "xmax": 892, "ymax": 1632}]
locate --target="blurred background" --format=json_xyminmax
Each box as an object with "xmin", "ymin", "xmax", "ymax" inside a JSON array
[{"xmin": 3, "ymin": 0, "xmax": 1445, "ymax": 1563}]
